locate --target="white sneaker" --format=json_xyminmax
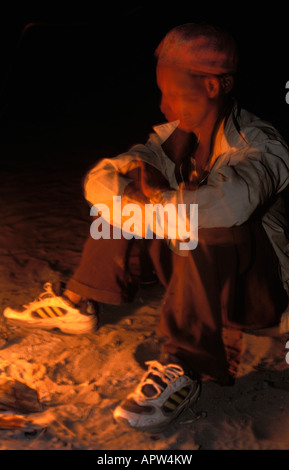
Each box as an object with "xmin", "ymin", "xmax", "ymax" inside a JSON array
[
  {"xmin": 3, "ymin": 282, "xmax": 98, "ymax": 334},
  {"xmin": 113, "ymin": 360, "xmax": 200, "ymax": 432}
]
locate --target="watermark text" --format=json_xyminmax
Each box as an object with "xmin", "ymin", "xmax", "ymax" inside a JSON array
[{"xmin": 90, "ymin": 196, "xmax": 198, "ymax": 251}]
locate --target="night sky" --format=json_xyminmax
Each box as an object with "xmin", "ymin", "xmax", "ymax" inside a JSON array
[{"xmin": 0, "ymin": 3, "xmax": 288, "ymax": 167}]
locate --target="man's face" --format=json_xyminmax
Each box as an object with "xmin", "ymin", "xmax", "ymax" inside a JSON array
[{"xmin": 156, "ymin": 65, "xmax": 215, "ymax": 133}]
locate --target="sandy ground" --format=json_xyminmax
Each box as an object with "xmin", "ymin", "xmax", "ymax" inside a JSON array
[{"xmin": 1, "ymin": 129, "xmax": 289, "ymax": 451}]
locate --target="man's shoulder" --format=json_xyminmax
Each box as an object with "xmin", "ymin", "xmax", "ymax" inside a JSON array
[{"xmin": 229, "ymin": 105, "xmax": 288, "ymax": 148}]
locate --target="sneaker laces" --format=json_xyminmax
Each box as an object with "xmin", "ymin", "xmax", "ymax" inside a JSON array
[
  {"xmin": 23, "ymin": 282, "xmax": 69, "ymax": 309},
  {"xmin": 135, "ymin": 361, "xmax": 185, "ymax": 400}
]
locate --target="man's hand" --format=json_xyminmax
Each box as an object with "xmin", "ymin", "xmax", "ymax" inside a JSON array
[
  {"xmin": 139, "ymin": 161, "xmax": 171, "ymax": 199},
  {"xmin": 123, "ymin": 162, "xmax": 171, "ymax": 205}
]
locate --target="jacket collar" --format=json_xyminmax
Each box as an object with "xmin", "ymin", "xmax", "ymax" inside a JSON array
[
  {"xmin": 152, "ymin": 120, "xmax": 180, "ymax": 143},
  {"xmin": 152, "ymin": 101, "xmax": 247, "ymax": 170}
]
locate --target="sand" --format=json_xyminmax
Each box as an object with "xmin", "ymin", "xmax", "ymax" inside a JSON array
[{"xmin": 1, "ymin": 131, "xmax": 289, "ymax": 451}]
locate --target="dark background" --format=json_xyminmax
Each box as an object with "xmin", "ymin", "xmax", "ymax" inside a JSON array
[{"xmin": 0, "ymin": 2, "xmax": 288, "ymax": 168}]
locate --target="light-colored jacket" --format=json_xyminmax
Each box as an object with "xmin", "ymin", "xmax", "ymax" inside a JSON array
[{"xmin": 84, "ymin": 103, "xmax": 289, "ymax": 294}]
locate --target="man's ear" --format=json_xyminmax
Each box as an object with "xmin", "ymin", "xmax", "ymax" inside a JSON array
[{"xmin": 203, "ymin": 76, "xmax": 221, "ymax": 98}]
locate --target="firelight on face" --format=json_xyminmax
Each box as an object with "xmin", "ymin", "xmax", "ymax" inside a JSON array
[{"xmin": 156, "ymin": 65, "xmax": 216, "ymax": 133}]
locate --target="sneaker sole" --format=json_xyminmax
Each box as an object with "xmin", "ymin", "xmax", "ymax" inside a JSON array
[{"xmin": 3, "ymin": 316, "xmax": 97, "ymax": 335}]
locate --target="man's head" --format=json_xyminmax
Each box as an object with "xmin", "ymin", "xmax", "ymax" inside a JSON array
[{"xmin": 155, "ymin": 23, "xmax": 238, "ymax": 133}]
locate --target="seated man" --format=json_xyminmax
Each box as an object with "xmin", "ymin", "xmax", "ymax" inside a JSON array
[{"xmin": 4, "ymin": 23, "xmax": 289, "ymax": 432}]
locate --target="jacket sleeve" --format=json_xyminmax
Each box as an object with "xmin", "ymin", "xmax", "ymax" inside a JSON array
[
  {"xmin": 83, "ymin": 145, "xmax": 170, "ymax": 240},
  {"xmin": 162, "ymin": 141, "xmax": 289, "ymax": 229},
  {"xmin": 84, "ymin": 144, "xmax": 165, "ymax": 206},
  {"xmin": 84, "ymin": 154, "xmax": 138, "ymax": 206}
]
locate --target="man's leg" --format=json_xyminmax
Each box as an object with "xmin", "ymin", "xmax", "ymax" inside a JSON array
[
  {"xmin": 65, "ymin": 233, "xmax": 139, "ymax": 306},
  {"xmin": 113, "ymin": 217, "xmax": 288, "ymax": 430},
  {"xmin": 158, "ymin": 219, "xmax": 288, "ymax": 384},
  {"xmin": 158, "ymin": 228, "xmax": 234, "ymax": 385}
]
